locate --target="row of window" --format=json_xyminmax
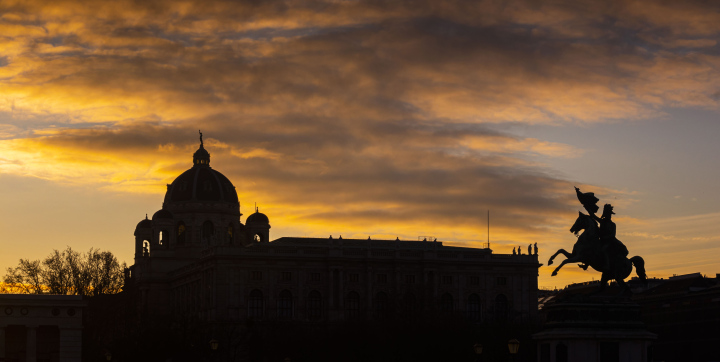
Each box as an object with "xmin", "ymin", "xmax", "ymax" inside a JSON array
[
  {"xmin": 249, "ymin": 271, "xmax": 508, "ymax": 286},
  {"xmin": 153, "ymin": 221, "xmax": 236, "ymax": 247},
  {"xmin": 246, "ymin": 290, "xmax": 509, "ymax": 321}
]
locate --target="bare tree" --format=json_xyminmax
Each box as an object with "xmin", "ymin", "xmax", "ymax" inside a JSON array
[
  {"xmin": 3, "ymin": 259, "xmax": 44, "ymax": 294},
  {"xmin": 42, "ymin": 248, "xmax": 74, "ymax": 294},
  {"xmin": 2, "ymin": 247, "xmax": 125, "ymax": 296}
]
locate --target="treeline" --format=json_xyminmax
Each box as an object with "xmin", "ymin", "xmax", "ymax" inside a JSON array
[{"xmin": 2, "ymin": 246, "xmax": 125, "ymax": 296}]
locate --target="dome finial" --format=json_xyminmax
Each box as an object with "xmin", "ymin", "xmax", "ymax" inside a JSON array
[{"xmin": 193, "ymin": 131, "xmax": 210, "ymax": 166}]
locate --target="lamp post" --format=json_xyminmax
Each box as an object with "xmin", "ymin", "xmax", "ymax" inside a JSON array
[
  {"xmin": 209, "ymin": 339, "xmax": 219, "ymax": 362},
  {"xmin": 473, "ymin": 343, "xmax": 483, "ymax": 362},
  {"xmin": 508, "ymin": 339, "xmax": 520, "ymax": 362},
  {"xmin": 104, "ymin": 351, "xmax": 112, "ymax": 361}
]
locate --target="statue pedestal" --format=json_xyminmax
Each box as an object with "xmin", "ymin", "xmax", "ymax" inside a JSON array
[{"xmin": 533, "ymin": 295, "xmax": 656, "ymax": 362}]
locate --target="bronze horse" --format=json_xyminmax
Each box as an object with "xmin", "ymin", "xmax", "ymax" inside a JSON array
[{"xmin": 549, "ymin": 212, "xmax": 646, "ymax": 293}]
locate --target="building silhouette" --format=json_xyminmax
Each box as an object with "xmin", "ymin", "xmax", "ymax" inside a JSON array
[{"xmin": 127, "ymin": 137, "xmax": 541, "ymax": 359}]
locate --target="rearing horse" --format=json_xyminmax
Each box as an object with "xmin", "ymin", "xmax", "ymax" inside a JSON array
[
  {"xmin": 548, "ymin": 212, "xmax": 600, "ymax": 276},
  {"xmin": 549, "ymin": 212, "xmax": 647, "ymax": 293}
]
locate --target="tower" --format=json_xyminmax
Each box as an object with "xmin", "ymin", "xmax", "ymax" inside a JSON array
[{"xmin": 245, "ymin": 207, "xmax": 271, "ymax": 243}]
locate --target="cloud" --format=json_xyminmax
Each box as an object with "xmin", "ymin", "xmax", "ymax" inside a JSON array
[{"xmin": 1, "ymin": 0, "xmax": 719, "ymax": 287}]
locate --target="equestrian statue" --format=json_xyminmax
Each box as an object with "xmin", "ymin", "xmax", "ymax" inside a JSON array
[{"xmin": 548, "ymin": 187, "xmax": 646, "ymax": 294}]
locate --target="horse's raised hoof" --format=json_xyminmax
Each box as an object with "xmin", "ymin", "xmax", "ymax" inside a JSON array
[{"xmin": 551, "ymin": 270, "xmax": 558, "ymax": 276}]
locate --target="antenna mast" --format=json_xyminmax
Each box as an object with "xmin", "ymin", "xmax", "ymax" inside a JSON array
[{"xmin": 487, "ymin": 210, "xmax": 490, "ymax": 249}]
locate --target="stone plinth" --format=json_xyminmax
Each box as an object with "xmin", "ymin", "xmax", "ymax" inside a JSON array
[{"xmin": 533, "ymin": 296, "xmax": 656, "ymax": 362}]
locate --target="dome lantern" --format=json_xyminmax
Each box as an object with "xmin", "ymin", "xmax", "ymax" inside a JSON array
[{"xmin": 193, "ymin": 130, "xmax": 210, "ymax": 166}]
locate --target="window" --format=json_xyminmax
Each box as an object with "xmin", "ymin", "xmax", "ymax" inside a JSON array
[
  {"xmin": 347, "ymin": 273, "xmax": 359, "ymax": 283},
  {"xmin": 159, "ymin": 230, "xmax": 169, "ymax": 247},
  {"xmin": 345, "ymin": 292, "xmax": 360, "ymax": 319},
  {"xmin": 177, "ymin": 222, "xmax": 186, "ymax": 245},
  {"xmin": 311, "ymin": 272, "xmax": 320, "ymax": 282},
  {"xmin": 202, "ymin": 220, "xmax": 214, "ymax": 241},
  {"xmin": 468, "ymin": 276, "xmax": 479, "ymax": 286},
  {"xmin": 308, "ymin": 291, "xmax": 322, "ymax": 321},
  {"xmin": 556, "ymin": 343, "xmax": 568, "ymax": 362},
  {"xmin": 496, "ymin": 276, "xmax": 507, "ymax": 286},
  {"xmin": 375, "ymin": 292, "xmax": 389, "ymax": 319},
  {"xmin": 248, "ymin": 290, "xmax": 263, "ymax": 318},
  {"xmin": 467, "ymin": 294, "xmax": 481, "ymax": 321},
  {"xmin": 405, "ymin": 275, "xmax": 416, "ymax": 284},
  {"xmin": 281, "ymin": 271, "xmax": 292, "ymax": 282},
  {"xmin": 495, "ymin": 294, "xmax": 508, "ymax": 320},
  {"xmin": 226, "ymin": 224, "xmax": 234, "ymax": 244},
  {"xmin": 251, "ymin": 271, "xmax": 262, "ymax": 281},
  {"xmin": 278, "ymin": 290, "xmax": 293, "ymax": 319},
  {"xmin": 442, "ymin": 276, "xmax": 453, "ymax": 285},
  {"xmin": 377, "ymin": 274, "xmax": 388, "ymax": 283},
  {"xmin": 440, "ymin": 293, "xmax": 453, "ymax": 312}
]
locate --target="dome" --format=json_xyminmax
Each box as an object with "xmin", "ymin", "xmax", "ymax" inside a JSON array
[
  {"xmin": 246, "ymin": 210, "xmax": 269, "ymax": 224},
  {"xmin": 136, "ymin": 217, "xmax": 152, "ymax": 230},
  {"xmin": 152, "ymin": 209, "xmax": 173, "ymax": 220},
  {"xmin": 163, "ymin": 133, "xmax": 239, "ymax": 207},
  {"xmin": 163, "ymin": 166, "xmax": 239, "ymax": 205}
]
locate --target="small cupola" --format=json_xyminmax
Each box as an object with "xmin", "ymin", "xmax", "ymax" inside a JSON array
[
  {"xmin": 193, "ymin": 130, "xmax": 210, "ymax": 166},
  {"xmin": 246, "ymin": 206, "xmax": 271, "ymax": 243}
]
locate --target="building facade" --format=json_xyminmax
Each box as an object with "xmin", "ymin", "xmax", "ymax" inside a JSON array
[
  {"xmin": 129, "ymin": 138, "xmax": 540, "ymax": 329},
  {"xmin": 0, "ymin": 295, "xmax": 85, "ymax": 362}
]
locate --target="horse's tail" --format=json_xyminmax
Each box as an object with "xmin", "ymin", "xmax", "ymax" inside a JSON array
[{"xmin": 630, "ymin": 256, "xmax": 646, "ymax": 283}]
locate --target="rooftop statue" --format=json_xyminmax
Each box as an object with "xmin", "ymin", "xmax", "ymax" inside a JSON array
[{"xmin": 548, "ymin": 187, "xmax": 646, "ymax": 294}]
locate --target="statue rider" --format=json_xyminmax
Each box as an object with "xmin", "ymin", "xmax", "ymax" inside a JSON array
[
  {"xmin": 574, "ymin": 187, "xmax": 628, "ymax": 272},
  {"xmin": 591, "ymin": 204, "xmax": 629, "ymax": 271}
]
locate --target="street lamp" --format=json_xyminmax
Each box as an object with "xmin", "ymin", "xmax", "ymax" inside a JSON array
[
  {"xmin": 474, "ymin": 343, "xmax": 483, "ymax": 354},
  {"xmin": 104, "ymin": 351, "xmax": 112, "ymax": 361},
  {"xmin": 473, "ymin": 343, "xmax": 483, "ymax": 361},
  {"xmin": 508, "ymin": 339, "xmax": 520, "ymax": 361},
  {"xmin": 209, "ymin": 339, "xmax": 219, "ymax": 351}
]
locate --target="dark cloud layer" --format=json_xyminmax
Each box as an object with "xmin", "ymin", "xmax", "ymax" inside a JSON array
[{"xmin": 1, "ymin": 0, "xmax": 719, "ymax": 241}]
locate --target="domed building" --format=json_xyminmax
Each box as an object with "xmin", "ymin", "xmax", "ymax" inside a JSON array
[{"xmin": 128, "ymin": 134, "xmax": 540, "ymax": 356}]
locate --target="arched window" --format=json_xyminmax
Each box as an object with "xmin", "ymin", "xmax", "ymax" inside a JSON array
[
  {"xmin": 226, "ymin": 223, "xmax": 234, "ymax": 244},
  {"xmin": 308, "ymin": 291, "xmax": 322, "ymax": 321},
  {"xmin": 143, "ymin": 240, "xmax": 150, "ymax": 257},
  {"xmin": 403, "ymin": 292, "xmax": 417, "ymax": 312},
  {"xmin": 345, "ymin": 291, "xmax": 360, "ymax": 319},
  {"xmin": 202, "ymin": 220, "xmax": 214, "ymax": 242},
  {"xmin": 467, "ymin": 294, "xmax": 481, "ymax": 322},
  {"xmin": 278, "ymin": 290, "xmax": 293, "ymax": 319},
  {"xmin": 495, "ymin": 294, "xmax": 508, "ymax": 320},
  {"xmin": 440, "ymin": 293, "xmax": 454, "ymax": 312},
  {"xmin": 375, "ymin": 292, "xmax": 389, "ymax": 319},
  {"xmin": 556, "ymin": 343, "xmax": 568, "ymax": 362},
  {"xmin": 253, "ymin": 234, "xmax": 262, "ymax": 243},
  {"xmin": 159, "ymin": 230, "xmax": 169, "ymax": 247},
  {"xmin": 248, "ymin": 290, "xmax": 263, "ymax": 318},
  {"xmin": 177, "ymin": 222, "xmax": 186, "ymax": 245}
]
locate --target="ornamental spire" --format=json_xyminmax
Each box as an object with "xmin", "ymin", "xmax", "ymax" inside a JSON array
[{"xmin": 193, "ymin": 131, "xmax": 210, "ymax": 166}]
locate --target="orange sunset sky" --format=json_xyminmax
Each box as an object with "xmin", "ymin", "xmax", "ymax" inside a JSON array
[{"xmin": 1, "ymin": 0, "xmax": 719, "ymax": 289}]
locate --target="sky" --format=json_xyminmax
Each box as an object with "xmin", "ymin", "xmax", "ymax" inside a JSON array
[{"xmin": 1, "ymin": 0, "xmax": 719, "ymax": 289}]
